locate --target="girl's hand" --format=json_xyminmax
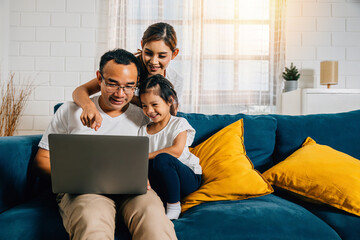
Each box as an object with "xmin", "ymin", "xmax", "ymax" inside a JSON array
[{"xmin": 80, "ymin": 102, "xmax": 103, "ymax": 131}]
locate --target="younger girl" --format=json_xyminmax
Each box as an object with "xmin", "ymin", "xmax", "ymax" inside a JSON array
[
  {"xmin": 72, "ymin": 22, "xmax": 182, "ymax": 131},
  {"xmin": 138, "ymin": 74, "xmax": 202, "ymax": 220}
]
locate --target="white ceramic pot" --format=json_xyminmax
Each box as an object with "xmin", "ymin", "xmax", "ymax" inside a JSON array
[{"xmin": 283, "ymin": 80, "xmax": 298, "ymax": 92}]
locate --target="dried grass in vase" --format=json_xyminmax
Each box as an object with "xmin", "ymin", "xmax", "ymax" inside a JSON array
[{"xmin": 0, "ymin": 73, "xmax": 34, "ymax": 136}]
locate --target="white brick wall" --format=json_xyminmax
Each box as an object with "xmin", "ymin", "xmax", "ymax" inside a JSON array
[
  {"xmin": 51, "ymin": 13, "xmax": 80, "ymax": 27},
  {"xmin": 286, "ymin": 0, "xmax": 360, "ymax": 89},
  {"xmin": 5, "ymin": 0, "xmax": 360, "ymax": 135},
  {"xmin": 8, "ymin": 0, "xmax": 108, "ymax": 135},
  {"xmin": 37, "ymin": 0, "xmax": 66, "ymax": 12}
]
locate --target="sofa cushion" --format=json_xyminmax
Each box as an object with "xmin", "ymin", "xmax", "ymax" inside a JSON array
[
  {"xmin": 175, "ymin": 194, "xmax": 341, "ymax": 240},
  {"xmin": 177, "ymin": 112, "xmax": 277, "ymax": 172},
  {"xmin": 0, "ymin": 193, "xmax": 68, "ymax": 240},
  {"xmin": 271, "ymin": 109, "xmax": 360, "ymax": 164},
  {"xmin": 274, "ymin": 189, "xmax": 360, "ymax": 240},
  {"xmin": 0, "ymin": 192, "xmax": 133, "ymax": 240},
  {"xmin": 302, "ymin": 202, "xmax": 360, "ymax": 240},
  {"xmin": 181, "ymin": 119, "xmax": 273, "ymax": 212},
  {"xmin": 264, "ymin": 137, "xmax": 360, "ymax": 217}
]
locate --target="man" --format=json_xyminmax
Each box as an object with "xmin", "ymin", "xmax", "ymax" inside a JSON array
[{"xmin": 34, "ymin": 49, "xmax": 177, "ymax": 240}]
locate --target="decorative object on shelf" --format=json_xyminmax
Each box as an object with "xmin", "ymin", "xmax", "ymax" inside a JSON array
[
  {"xmin": 0, "ymin": 73, "xmax": 34, "ymax": 136},
  {"xmin": 282, "ymin": 62, "xmax": 300, "ymax": 92},
  {"xmin": 320, "ymin": 61, "xmax": 338, "ymax": 89},
  {"xmin": 281, "ymin": 88, "xmax": 360, "ymax": 115}
]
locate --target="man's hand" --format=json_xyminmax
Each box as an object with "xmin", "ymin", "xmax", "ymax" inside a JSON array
[
  {"xmin": 147, "ymin": 179, "xmax": 151, "ymax": 191},
  {"xmin": 80, "ymin": 103, "xmax": 103, "ymax": 131}
]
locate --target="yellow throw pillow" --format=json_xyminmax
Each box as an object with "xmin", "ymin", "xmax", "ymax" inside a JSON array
[
  {"xmin": 181, "ymin": 119, "xmax": 273, "ymax": 212},
  {"xmin": 263, "ymin": 137, "xmax": 360, "ymax": 216}
]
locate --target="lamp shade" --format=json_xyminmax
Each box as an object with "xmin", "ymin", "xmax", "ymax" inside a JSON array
[{"xmin": 320, "ymin": 61, "xmax": 338, "ymax": 88}]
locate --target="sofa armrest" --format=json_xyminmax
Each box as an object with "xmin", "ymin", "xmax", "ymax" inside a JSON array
[{"xmin": 0, "ymin": 135, "xmax": 43, "ymax": 213}]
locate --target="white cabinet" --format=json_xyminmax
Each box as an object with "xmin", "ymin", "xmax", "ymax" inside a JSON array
[{"xmin": 281, "ymin": 89, "xmax": 360, "ymax": 115}]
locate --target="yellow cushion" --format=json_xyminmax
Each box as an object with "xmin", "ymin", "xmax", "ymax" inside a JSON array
[
  {"xmin": 263, "ymin": 137, "xmax": 360, "ymax": 216},
  {"xmin": 181, "ymin": 119, "xmax": 273, "ymax": 212}
]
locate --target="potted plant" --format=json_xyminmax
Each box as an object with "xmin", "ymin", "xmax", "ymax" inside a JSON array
[{"xmin": 282, "ymin": 62, "xmax": 300, "ymax": 92}]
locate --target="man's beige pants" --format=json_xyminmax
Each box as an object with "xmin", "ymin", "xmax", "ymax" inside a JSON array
[{"xmin": 57, "ymin": 189, "xmax": 177, "ymax": 240}]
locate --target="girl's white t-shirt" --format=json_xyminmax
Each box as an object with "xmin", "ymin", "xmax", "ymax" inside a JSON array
[{"xmin": 138, "ymin": 116, "xmax": 202, "ymax": 174}]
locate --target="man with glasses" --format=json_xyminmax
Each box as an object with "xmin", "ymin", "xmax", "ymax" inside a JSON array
[{"xmin": 34, "ymin": 49, "xmax": 177, "ymax": 240}]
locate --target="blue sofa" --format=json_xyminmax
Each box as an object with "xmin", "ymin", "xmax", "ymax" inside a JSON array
[{"xmin": 1, "ymin": 109, "xmax": 360, "ymax": 240}]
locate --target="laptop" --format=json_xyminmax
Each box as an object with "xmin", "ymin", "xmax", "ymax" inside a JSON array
[{"xmin": 48, "ymin": 134, "xmax": 149, "ymax": 195}]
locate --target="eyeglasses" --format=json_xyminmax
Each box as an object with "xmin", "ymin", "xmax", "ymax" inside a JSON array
[{"xmin": 100, "ymin": 73, "xmax": 137, "ymax": 94}]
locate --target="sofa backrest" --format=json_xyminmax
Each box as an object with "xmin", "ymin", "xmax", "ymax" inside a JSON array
[
  {"xmin": 271, "ymin": 109, "xmax": 360, "ymax": 164},
  {"xmin": 177, "ymin": 112, "xmax": 277, "ymax": 172},
  {"xmin": 55, "ymin": 104, "xmax": 278, "ymax": 172}
]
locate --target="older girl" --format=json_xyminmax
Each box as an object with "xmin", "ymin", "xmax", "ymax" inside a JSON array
[{"xmin": 73, "ymin": 22, "xmax": 183, "ymax": 130}]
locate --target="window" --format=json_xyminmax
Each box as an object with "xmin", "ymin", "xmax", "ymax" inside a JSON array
[{"xmin": 109, "ymin": 0, "xmax": 285, "ymax": 114}]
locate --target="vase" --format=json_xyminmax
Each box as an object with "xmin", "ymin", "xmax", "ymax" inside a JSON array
[{"xmin": 283, "ymin": 80, "xmax": 298, "ymax": 92}]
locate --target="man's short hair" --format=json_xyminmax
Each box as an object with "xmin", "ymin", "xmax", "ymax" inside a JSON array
[{"xmin": 99, "ymin": 49, "xmax": 140, "ymax": 77}]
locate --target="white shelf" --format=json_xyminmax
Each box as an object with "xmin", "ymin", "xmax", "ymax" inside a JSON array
[{"xmin": 281, "ymin": 88, "xmax": 360, "ymax": 115}]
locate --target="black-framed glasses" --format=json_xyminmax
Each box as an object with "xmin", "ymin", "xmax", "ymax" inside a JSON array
[{"xmin": 100, "ymin": 73, "xmax": 137, "ymax": 94}]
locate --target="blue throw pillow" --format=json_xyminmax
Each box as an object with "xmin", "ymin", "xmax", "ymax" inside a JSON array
[
  {"xmin": 177, "ymin": 112, "xmax": 277, "ymax": 172},
  {"xmin": 271, "ymin": 109, "xmax": 360, "ymax": 164}
]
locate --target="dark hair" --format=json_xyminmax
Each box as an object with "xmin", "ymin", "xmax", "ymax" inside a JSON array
[
  {"xmin": 99, "ymin": 48, "xmax": 140, "ymax": 78},
  {"xmin": 139, "ymin": 74, "xmax": 178, "ymax": 116},
  {"xmin": 142, "ymin": 22, "xmax": 177, "ymax": 52}
]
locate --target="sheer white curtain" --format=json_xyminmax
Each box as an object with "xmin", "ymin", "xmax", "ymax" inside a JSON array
[{"xmin": 107, "ymin": 0, "xmax": 286, "ymax": 114}]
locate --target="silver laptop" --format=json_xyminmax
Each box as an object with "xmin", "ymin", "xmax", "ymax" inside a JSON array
[{"xmin": 48, "ymin": 134, "xmax": 149, "ymax": 195}]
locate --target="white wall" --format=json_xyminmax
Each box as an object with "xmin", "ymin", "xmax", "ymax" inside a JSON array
[
  {"xmin": 286, "ymin": 0, "xmax": 360, "ymax": 89},
  {"xmin": 8, "ymin": 0, "xmax": 109, "ymax": 135},
  {"xmin": 0, "ymin": 0, "xmax": 9, "ymax": 82},
  {"xmin": 5, "ymin": 0, "xmax": 360, "ymax": 135}
]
